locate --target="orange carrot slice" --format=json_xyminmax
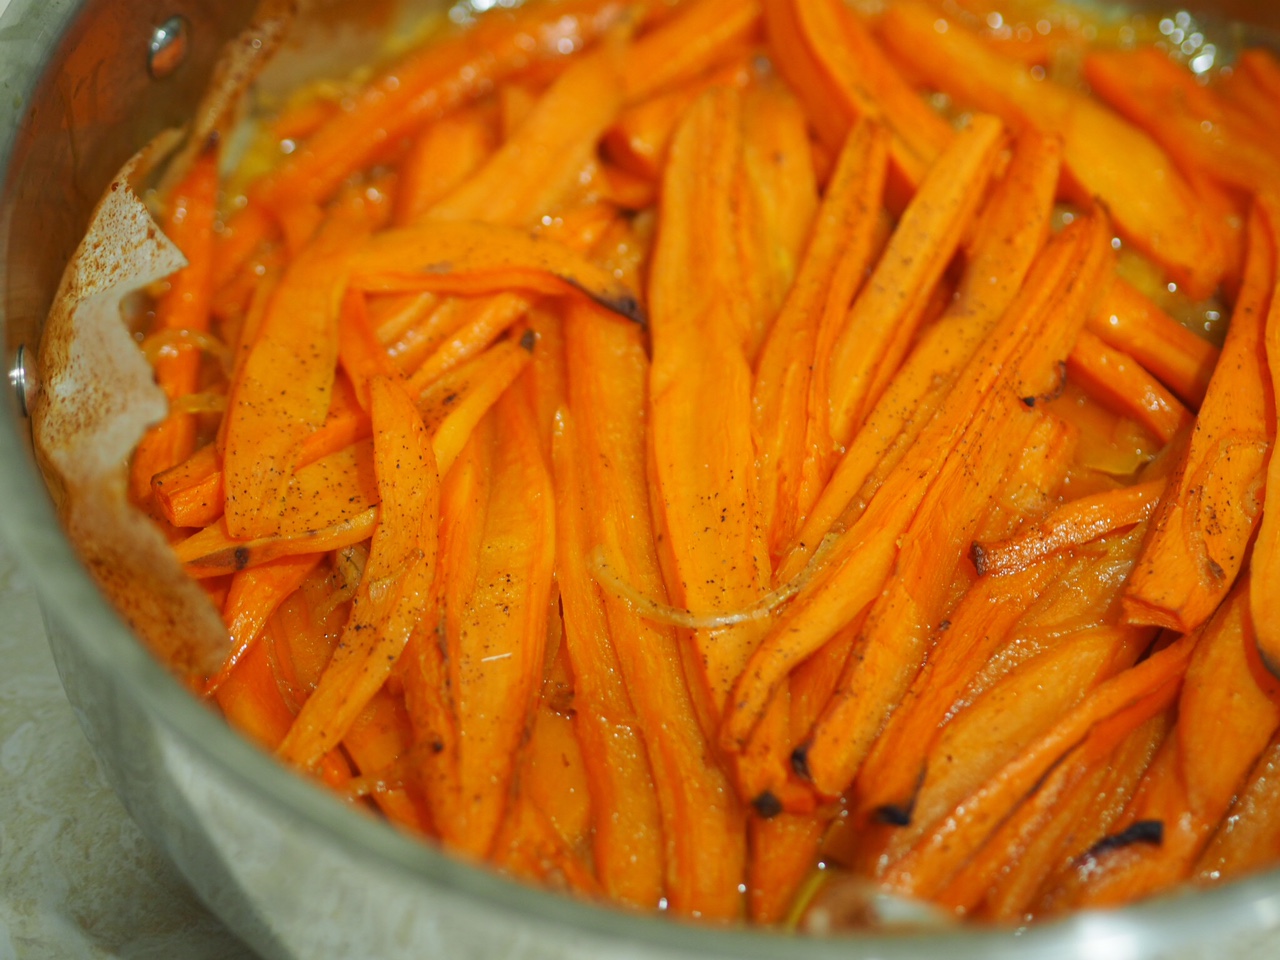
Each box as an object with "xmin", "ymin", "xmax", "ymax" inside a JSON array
[{"xmin": 1067, "ymin": 331, "xmax": 1194, "ymax": 446}]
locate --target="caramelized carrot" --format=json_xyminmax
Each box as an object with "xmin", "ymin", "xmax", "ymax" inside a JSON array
[
  {"xmin": 278, "ymin": 377, "xmax": 441, "ymax": 769},
  {"xmin": 1123, "ymin": 206, "xmax": 1273, "ymax": 633},
  {"xmin": 877, "ymin": 0, "xmax": 1224, "ymax": 299},
  {"xmin": 1066, "ymin": 331, "xmax": 1193, "ymax": 446},
  {"xmin": 129, "ymin": 143, "xmax": 220, "ymax": 505},
  {"xmin": 826, "ymin": 114, "xmax": 1004, "ymax": 446},
  {"xmin": 1085, "ymin": 277, "xmax": 1219, "ymax": 409},
  {"xmin": 347, "ymin": 220, "xmax": 643, "ymax": 323}
]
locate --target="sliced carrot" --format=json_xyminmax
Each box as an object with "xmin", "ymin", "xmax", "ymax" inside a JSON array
[
  {"xmin": 620, "ymin": 0, "xmax": 761, "ymax": 103},
  {"xmin": 221, "ymin": 216, "xmax": 365, "ymax": 539},
  {"xmin": 340, "ymin": 689, "xmax": 434, "ymax": 835},
  {"xmin": 1085, "ymin": 276, "xmax": 1219, "ymax": 409},
  {"xmin": 565, "ymin": 301, "xmax": 746, "ymax": 918},
  {"xmin": 429, "ymin": 42, "xmax": 624, "ymax": 227},
  {"xmin": 971, "ymin": 478, "xmax": 1167, "ymax": 579},
  {"xmin": 1066, "ymin": 331, "xmax": 1193, "ymax": 446},
  {"xmin": 752, "ymin": 120, "xmax": 889, "ymax": 563},
  {"xmin": 255, "ymin": 0, "xmax": 632, "ymax": 211},
  {"xmin": 877, "ymin": 0, "xmax": 1224, "ymax": 299},
  {"xmin": 129, "ymin": 143, "xmax": 220, "ymax": 505},
  {"xmin": 395, "ymin": 107, "xmax": 497, "ymax": 226},
  {"xmin": 552, "ymin": 408, "xmax": 663, "ymax": 908},
  {"xmin": 1196, "ymin": 732, "xmax": 1280, "ymax": 886},
  {"xmin": 879, "ymin": 625, "xmax": 1195, "ymax": 900},
  {"xmin": 826, "ymin": 113, "xmax": 1004, "ymax": 447},
  {"xmin": 205, "ymin": 553, "xmax": 324, "ymax": 694},
  {"xmin": 749, "ymin": 813, "xmax": 829, "ymax": 925},
  {"xmin": 337, "ymin": 288, "xmax": 403, "ymax": 411},
  {"xmin": 1123, "ymin": 205, "xmax": 1273, "ymax": 633},
  {"xmin": 212, "ymin": 202, "xmax": 276, "ymax": 295},
  {"xmin": 436, "ymin": 393, "xmax": 555, "ymax": 857},
  {"xmin": 277, "ymin": 377, "xmax": 440, "ymax": 770},
  {"xmin": 347, "ymin": 220, "xmax": 642, "ymax": 323},
  {"xmin": 427, "ymin": 337, "xmax": 534, "ymax": 478},
  {"xmin": 722, "ymin": 214, "xmax": 1111, "ymax": 755},
  {"xmin": 783, "ymin": 128, "xmax": 1061, "ymax": 582},
  {"xmin": 1249, "ymin": 196, "xmax": 1280, "ymax": 678}
]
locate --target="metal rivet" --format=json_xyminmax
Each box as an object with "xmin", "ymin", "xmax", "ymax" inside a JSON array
[
  {"xmin": 148, "ymin": 16, "xmax": 190, "ymax": 80},
  {"xmin": 9, "ymin": 344, "xmax": 29, "ymax": 417}
]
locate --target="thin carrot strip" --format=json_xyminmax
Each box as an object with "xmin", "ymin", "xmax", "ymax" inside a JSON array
[
  {"xmin": 760, "ymin": 0, "xmax": 848, "ymax": 152},
  {"xmin": 620, "ymin": 0, "xmax": 761, "ymax": 103},
  {"xmin": 153, "ymin": 443, "xmax": 222, "ymax": 529},
  {"xmin": 278, "ymin": 377, "xmax": 441, "ymax": 770},
  {"xmin": 394, "ymin": 107, "xmax": 497, "ymax": 226},
  {"xmin": 1084, "ymin": 48, "xmax": 1280, "ymax": 196},
  {"xmin": 749, "ymin": 813, "xmax": 829, "ymax": 925},
  {"xmin": 1085, "ymin": 276, "xmax": 1219, "ymax": 409},
  {"xmin": 337, "ymin": 288, "xmax": 403, "ymax": 411},
  {"xmin": 1196, "ymin": 732, "xmax": 1280, "ymax": 886},
  {"xmin": 604, "ymin": 54, "xmax": 754, "ymax": 180},
  {"xmin": 222, "ymin": 217, "xmax": 365, "ymax": 539},
  {"xmin": 971, "ymin": 478, "xmax": 1167, "ymax": 580},
  {"xmin": 205, "ymin": 553, "xmax": 324, "ymax": 694},
  {"xmin": 214, "ymin": 617, "xmax": 299, "ymax": 751},
  {"xmin": 1123, "ymin": 205, "xmax": 1273, "ymax": 633},
  {"xmin": 255, "ymin": 0, "xmax": 632, "ymax": 211},
  {"xmin": 552, "ymin": 409, "xmax": 664, "ymax": 908},
  {"xmin": 428, "ymin": 42, "xmax": 624, "ymax": 227},
  {"xmin": 347, "ymin": 220, "xmax": 643, "ymax": 324},
  {"xmin": 722, "ymin": 214, "xmax": 1110, "ymax": 754},
  {"xmin": 439, "ymin": 394, "xmax": 555, "ymax": 858},
  {"xmin": 565, "ymin": 301, "xmax": 746, "ymax": 919},
  {"xmin": 747, "ymin": 124, "xmax": 890, "ymax": 568},
  {"xmin": 785, "ymin": 129, "xmax": 1061, "ymax": 582},
  {"xmin": 212, "ymin": 202, "xmax": 276, "ymax": 294},
  {"xmin": 826, "ymin": 114, "xmax": 1004, "ymax": 446},
  {"xmin": 129, "ymin": 143, "xmax": 220, "ymax": 505},
  {"xmin": 879, "ymin": 627, "xmax": 1197, "ymax": 900},
  {"xmin": 340, "ymin": 690, "xmax": 433, "ymax": 835},
  {"xmin": 1066, "ymin": 331, "xmax": 1193, "ymax": 446},
  {"xmin": 1249, "ymin": 196, "xmax": 1280, "ymax": 678},
  {"xmin": 877, "ymin": 0, "xmax": 1225, "ymax": 299}
]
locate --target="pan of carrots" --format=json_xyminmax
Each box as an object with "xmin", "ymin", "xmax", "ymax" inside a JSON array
[{"xmin": 13, "ymin": 0, "xmax": 1280, "ymax": 955}]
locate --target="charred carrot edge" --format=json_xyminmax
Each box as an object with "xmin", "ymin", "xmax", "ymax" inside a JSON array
[
  {"xmin": 971, "ymin": 477, "xmax": 1167, "ymax": 579},
  {"xmin": 1085, "ymin": 277, "xmax": 1219, "ymax": 409},
  {"xmin": 1123, "ymin": 204, "xmax": 1274, "ymax": 633},
  {"xmin": 348, "ymin": 220, "xmax": 643, "ymax": 325}
]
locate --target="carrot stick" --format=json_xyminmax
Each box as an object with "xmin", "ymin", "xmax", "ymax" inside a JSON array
[
  {"xmin": 1066, "ymin": 331, "xmax": 1193, "ymax": 446},
  {"xmin": 129, "ymin": 142, "xmax": 220, "ymax": 505},
  {"xmin": 427, "ymin": 337, "xmax": 534, "ymax": 478},
  {"xmin": 826, "ymin": 114, "xmax": 1004, "ymax": 446},
  {"xmin": 752, "ymin": 123, "xmax": 891, "ymax": 565},
  {"xmin": 879, "ymin": 626, "xmax": 1196, "ymax": 900},
  {"xmin": 221, "ymin": 217, "xmax": 365, "ymax": 539},
  {"xmin": 1123, "ymin": 205, "xmax": 1273, "ymax": 633},
  {"xmin": 784, "ymin": 129, "xmax": 1061, "ymax": 582},
  {"xmin": 877, "ymin": 0, "xmax": 1225, "ymax": 300},
  {"xmin": 1085, "ymin": 276, "xmax": 1219, "ymax": 409},
  {"xmin": 721, "ymin": 214, "xmax": 1111, "ymax": 755},
  {"xmin": 394, "ymin": 107, "xmax": 497, "ymax": 226},
  {"xmin": 620, "ymin": 0, "xmax": 761, "ymax": 103},
  {"xmin": 604, "ymin": 55, "xmax": 754, "ymax": 180},
  {"xmin": 1084, "ymin": 48, "xmax": 1280, "ymax": 196},
  {"xmin": 552, "ymin": 409, "xmax": 664, "ymax": 908},
  {"xmin": 214, "ymin": 616, "xmax": 300, "ymax": 750},
  {"xmin": 347, "ymin": 220, "xmax": 643, "ymax": 324},
  {"xmin": 1196, "ymin": 732, "xmax": 1280, "ymax": 886},
  {"xmin": 205, "ymin": 553, "xmax": 324, "ymax": 694},
  {"xmin": 749, "ymin": 813, "xmax": 828, "ymax": 925},
  {"xmin": 339, "ymin": 690, "xmax": 433, "ymax": 835},
  {"xmin": 428, "ymin": 42, "xmax": 624, "ymax": 227},
  {"xmin": 255, "ymin": 0, "xmax": 632, "ymax": 211},
  {"xmin": 436, "ymin": 393, "xmax": 555, "ymax": 857},
  {"xmin": 1249, "ymin": 196, "xmax": 1280, "ymax": 678},
  {"xmin": 971, "ymin": 478, "xmax": 1167, "ymax": 580},
  {"xmin": 736, "ymin": 80, "xmax": 818, "ymax": 363},
  {"xmin": 565, "ymin": 301, "xmax": 746, "ymax": 918},
  {"xmin": 791, "ymin": 0, "xmax": 952, "ymax": 196},
  {"xmin": 337, "ymin": 288, "xmax": 403, "ymax": 411},
  {"xmin": 278, "ymin": 376, "xmax": 441, "ymax": 770}
]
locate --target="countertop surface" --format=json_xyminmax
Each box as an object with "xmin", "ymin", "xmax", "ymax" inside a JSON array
[{"xmin": 0, "ymin": 538, "xmax": 253, "ymax": 960}]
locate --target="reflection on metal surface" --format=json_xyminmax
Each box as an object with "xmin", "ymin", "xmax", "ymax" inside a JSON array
[
  {"xmin": 148, "ymin": 15, "xmax": 190, "ymax": 79},
  {"xmin": 8, "ymin": 343, "xmax": 27, "ymax": 416}
]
